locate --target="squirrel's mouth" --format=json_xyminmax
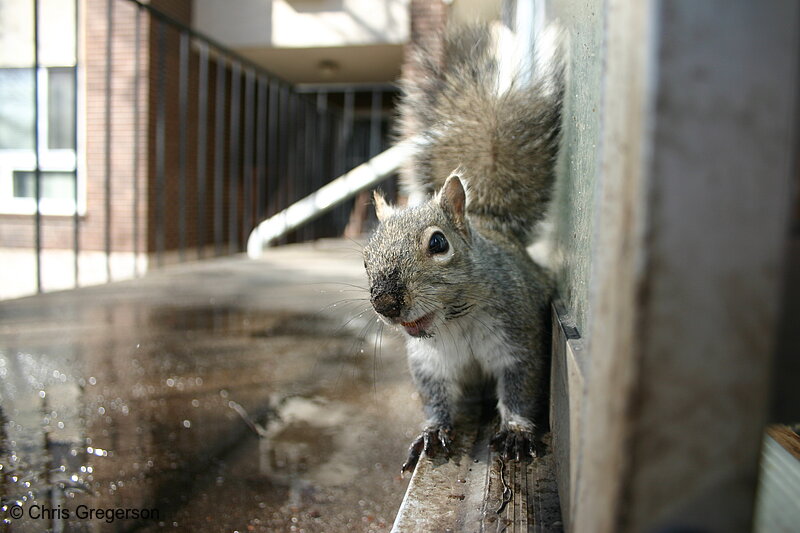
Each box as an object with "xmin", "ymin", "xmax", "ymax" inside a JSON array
[{"xmin": 401, "ymin": 312, "xmax": 436, "ymax": 338}]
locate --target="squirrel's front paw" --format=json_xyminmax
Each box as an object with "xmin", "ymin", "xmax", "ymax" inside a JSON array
[
  {"xmin": 491, "ymin": 425, "xmax": 536, "ymax": 462},
  {"xmin": 401, "ymin": 425, "xmax": 453, "ymax": 475}
]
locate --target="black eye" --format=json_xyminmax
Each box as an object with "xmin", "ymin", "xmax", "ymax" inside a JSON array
[{"xmin": 428, "ymin": 231, "xmax": 449, "ymax": 255}]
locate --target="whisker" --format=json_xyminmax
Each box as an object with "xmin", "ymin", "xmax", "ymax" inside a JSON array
[{"xmin": 308, "ymin": 281, "xmax": 369, "ymax": 291}]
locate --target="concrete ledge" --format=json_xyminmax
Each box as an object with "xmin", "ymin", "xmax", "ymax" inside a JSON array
[{"xmin": 392, "ymin": 404, "xmax": 562, "ymax": 532}]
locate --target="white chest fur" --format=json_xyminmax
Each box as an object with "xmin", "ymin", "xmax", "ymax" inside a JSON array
[{"xmin": 404, "ymin": 311, "xmax": 519, "ymax": 383}]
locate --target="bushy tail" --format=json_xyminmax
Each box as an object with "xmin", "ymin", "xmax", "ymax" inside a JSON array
[{"xmin": 397, "ymin": 23, "xmax": 563, "ymax": 246}]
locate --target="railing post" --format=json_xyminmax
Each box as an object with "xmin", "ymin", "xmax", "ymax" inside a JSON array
[
  {"xmin": 213, "ymin": 57, "xmax": 226, "ymax": 257},
  {"xmin": 256, "ymin": 76, "xmax": 267, "ymax": 223},
  {"xmin": 132, "ymin": 3, "xmax": 141, "ymax": 276},
  {"xmin": 33, "ymin": 0, "xmax": 42, "ymax": 292},
  {"xmin": 178, "ymin": 31, "xmax": 189, "ymax": 262},
  {"xmin": 104, "ymin": 0, "xmax": 115, "ymax": 279},
  {"xmin": 243, "ymin": 70, "xmax": 255, "ymax": 244},
  {"xmin": 73, "ymin": 0, "xmax": 81, "ymax": 285},
  {"xmin": 267, "ymin": 79, "xmax": 279, "ymax": 218},
  {"xmin": 228, "ymin": 63, "xmax": 241, "ymax": 253},
  {"xmin": 196, "ymin": 42, "xmax": 209, "ymax": 259},
  {"xmin": 154, "ymin": 19, "xmax": 166, "ymax": 267}
]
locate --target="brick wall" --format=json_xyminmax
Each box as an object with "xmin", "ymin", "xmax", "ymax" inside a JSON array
[
  {"xmin": 0, "ymin": 0, "xmax": 151, "ymax": 253},
  {"xmin": 0, "ymin": 0, "xmax": 247, "ymax": 256},
  {"xmin": 402, "ymin": 0, "xmax": 447, "ymax": 81},
  {"xmin": 0, "ymin": 0, "xmax": 402, "ymax": 256},
  {"xmin": 84, "ymin": 0, "xmax": 150, "ymax": 254}
]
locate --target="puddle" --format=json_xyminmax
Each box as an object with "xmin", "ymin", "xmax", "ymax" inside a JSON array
[{"xmin": 1, "ymin": 301, "xmax": 417, "ymax": 532}]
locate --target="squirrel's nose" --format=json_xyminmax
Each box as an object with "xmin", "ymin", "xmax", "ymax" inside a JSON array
[{"xmin": 372, "ymin": 292, "xmax": 402, "ymax": 319}]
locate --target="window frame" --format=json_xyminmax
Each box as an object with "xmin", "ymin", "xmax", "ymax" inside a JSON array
[{"xmin": 0, "ymin": 66, "xmax": 84, "ymax": 216}]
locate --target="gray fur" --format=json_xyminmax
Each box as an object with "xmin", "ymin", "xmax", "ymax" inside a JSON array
[
  {"xmin": 365, "ymin": 24, "xmax": 562, "ymax": 467},
  {"xmin": 398, "ymin": 24, "xmax": 562, "ymax": 245}
]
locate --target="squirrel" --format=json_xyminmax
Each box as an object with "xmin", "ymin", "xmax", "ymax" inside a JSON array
[{"xmin": 362, "ymin": 23, "xmax": 562, "ymax": 473}]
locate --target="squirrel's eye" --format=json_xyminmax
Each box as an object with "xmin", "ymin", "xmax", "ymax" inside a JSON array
[{"xmin": 428, "ymin": 231, "xmax": 449, "ymax": 255}]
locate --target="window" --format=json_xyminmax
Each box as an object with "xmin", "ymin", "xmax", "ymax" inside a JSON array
[
  {"xmin": 13, "ymin": 170, "xmax": 75, "ymax": 199},
  {"xmin": 0, "ymin": 68, "xmax": 34, "ymax": 150},
  {"xmin": 47, "ymin": 67, "xmax": 76, "ymax": 151},
  {"xmin": 0, "ymin": 66, "xmax": 79, "ymax": 215}
]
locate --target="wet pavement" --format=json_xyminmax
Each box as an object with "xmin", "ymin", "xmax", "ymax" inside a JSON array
[{"xmin": 0, "ymin": 241, "xmax": 422, "ymax": 532}]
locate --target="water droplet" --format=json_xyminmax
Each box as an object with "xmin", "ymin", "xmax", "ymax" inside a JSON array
[
  {"xmin": 166, "ymin": 378, "xmax": 175, "ymax": 387},
  {"xmin": 191, "ymin": 399, "xmax": 200, "ymax": 408},
  {"xmin": 89, "ymin": 377, "xmax": 97, "ymax": 385},
  {"xmin": 98, "ymin": 407, "xmax": 105, "ymax": 415},
  {"xmin": 182, "ymin": 420, "xmax": 191, "ymax": 428},
  {"xmin": 38, "ymin": 390, "xmax": 46, "ymax": 399},
  {"xmin": 57, "ymin": 421, "xmax": 64, "ymax": 429}
]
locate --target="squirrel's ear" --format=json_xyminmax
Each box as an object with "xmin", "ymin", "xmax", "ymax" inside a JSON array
[
  {"xmin": 373, "ymin": 190, "xmax": 395, "ymax": 222},
  {"xmin": 438, "ymin": 173, "xmax": 468, "ymax": 233}
]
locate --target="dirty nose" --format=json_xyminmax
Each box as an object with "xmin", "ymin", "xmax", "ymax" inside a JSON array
[
  {"xmin": 371, "ymin": 292, "xmax": 402, "ymax": 319},
  {"xmin": 370, "ymin": 268, "xmax": 405, "ymax": 319}
]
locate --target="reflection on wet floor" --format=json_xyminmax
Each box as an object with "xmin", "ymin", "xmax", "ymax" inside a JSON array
[{"xmin": 0, "ymin": 244, "xmax": 420, "ymax": 532}]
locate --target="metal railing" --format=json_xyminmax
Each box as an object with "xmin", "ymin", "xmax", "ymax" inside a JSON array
[
  {"xmin": 123, "ymin": 0, "xmax": 399, "ymax": 264},
  {"xmin": 1, "ymin": 0, "xmax": 399, "ymax": 297}
]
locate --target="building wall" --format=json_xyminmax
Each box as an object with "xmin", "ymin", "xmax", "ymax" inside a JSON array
[
  {"xmin": 0, "ymin": 0, "xmax": 147, "ymax": 253},
  {"xmin": 193, "ymin": 0, "xmax": 409, "ymax": 49},
  {"xmin": 193, "ymin": 0, "xmax": 407, "ymax": 85},
  {"xmin": 145, "ymin": 0, "xmax": 199, "ymax": 256},
  {"xmin": 0, "ymin": 0, "xmax": 402, "ymax": 270},
  {"xmin": 543, "ymin": 1, "xmax": 800, "ymax": 531},
  {"xmin": 83, "ymin": 0, "xmax": 149, "ymax": 254},
  {"xmin": 0, "ymin": 0, "xmax": 243, "ymax": 256},
  {"xmin": 546, "ymin": 0, "xmax": 604, "ymax": 337},
  {"xmin": 0, "ymin": 0, "xmax": 80, "ymax": 249},
  {"xmin": 401, "ymin": 0, "xmax": 447, "ymax": 85}
]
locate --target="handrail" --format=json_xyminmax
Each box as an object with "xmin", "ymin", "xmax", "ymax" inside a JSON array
[
  {"xmin": 246, "ymin": 139, "xmax": 416, "ymax": 258},
  {"xmin": 124, "ymin": 0, "xmax": 287, "ymax": 86}
]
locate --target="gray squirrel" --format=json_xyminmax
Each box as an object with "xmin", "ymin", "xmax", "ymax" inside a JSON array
[{"xmin": 362, "ymin": 23, "xmax": 562, "ymax": 473}]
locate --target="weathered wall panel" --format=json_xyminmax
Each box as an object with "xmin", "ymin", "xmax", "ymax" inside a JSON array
[{"xmin": 546, "ymin": 0, "xmax": 605, "ymax": 336}]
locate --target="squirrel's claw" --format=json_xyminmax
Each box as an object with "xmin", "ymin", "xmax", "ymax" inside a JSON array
[
  {"xmin": 401, "ymin": 436, "xmax": 424, "ymax": 476},
  {"xmin": 491, "ymin": 426, "xmax": 536, "ymax": 462},
  {"xmin": 401, "ymin": 425, "xmax": 453, "ymax": 476}
]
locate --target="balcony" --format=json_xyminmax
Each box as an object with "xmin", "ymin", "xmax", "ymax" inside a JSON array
[
  {"xmin": 2, "ymin": 0, "xmax": 799, "ymax": 531},
  {"xmin": 0, "ymin": 0, "xmax": 401, "ymax": 300}
]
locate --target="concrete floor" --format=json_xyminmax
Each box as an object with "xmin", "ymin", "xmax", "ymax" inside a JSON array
[{"xmin": 0, "ymin": 240, "xmax": 422, "ymax": 532}]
